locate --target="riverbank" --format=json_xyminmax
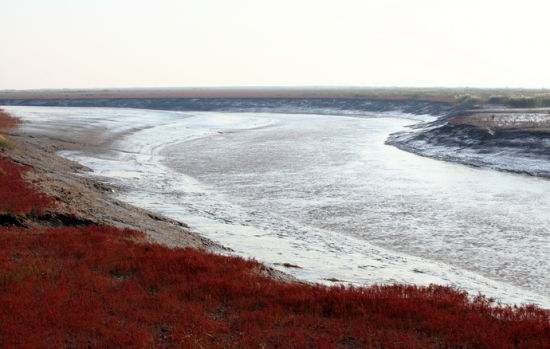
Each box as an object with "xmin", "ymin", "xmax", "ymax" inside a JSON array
[
  {"xmin": 386, "ymin": 106, "xmax": 550, "ymax": 178},
  {"xmin": 4, "ymin": 128, "xmax": 220, "ymax": 249}
]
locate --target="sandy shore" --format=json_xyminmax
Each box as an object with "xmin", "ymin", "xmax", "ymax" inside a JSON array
[{"xmin": 5, "ymin": 128, "xmax": 219, "ymax": 249}]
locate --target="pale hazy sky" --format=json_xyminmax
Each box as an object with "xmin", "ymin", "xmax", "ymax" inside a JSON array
[{"xmin": 2, "ymin": 0, "xmax": 550, "ymax": 89}]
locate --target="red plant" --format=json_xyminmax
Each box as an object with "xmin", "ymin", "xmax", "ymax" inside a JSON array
[
  {"xmin": 0, "ymin": 225, "xmax": 548, "ymax": 348},
  {"xmin": 0, "ymin": 110, "xmax": 21, "ymax": 129},
  {"xmin": 0, "ymin": 156, "xmax": 56, "ymax": 215}
]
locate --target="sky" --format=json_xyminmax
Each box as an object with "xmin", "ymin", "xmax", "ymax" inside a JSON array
[{"xmin": 2, "ymin": 0, "xmax": 550, "ymax": 90}]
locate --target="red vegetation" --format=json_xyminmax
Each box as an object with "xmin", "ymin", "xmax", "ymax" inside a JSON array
[
  {"xmin": 0, "ymin": 156, "xmax": 56, "ymax": 215},
  {"xmin": 0, "ymin": 225, "xmax": 548, "ymax": 348},
  {"xmin": 0, "ymin": 110, "xmax": 21, "ymax": 129}
]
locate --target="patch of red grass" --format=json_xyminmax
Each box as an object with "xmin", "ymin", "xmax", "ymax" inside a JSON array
[
  {"xmin": 0, "ymin": 225, "xmax": 548, "ymax": 348},
  {"xmin": 0, "ymin": 156, "xmax": 56, "ymax": 215},
  {"xmin": 0, "ymin": 110, "xmax": 21, "ymax": 129}
]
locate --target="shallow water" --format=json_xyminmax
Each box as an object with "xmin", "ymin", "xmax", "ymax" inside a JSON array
[{"xmin": 5, "ymin": 106, "xmax": 550, "ymax": 309}]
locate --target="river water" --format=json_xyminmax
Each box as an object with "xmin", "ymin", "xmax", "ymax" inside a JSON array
[{"xmin": 6, "ymin": 106, "xmax": 550, "ymax": 309}]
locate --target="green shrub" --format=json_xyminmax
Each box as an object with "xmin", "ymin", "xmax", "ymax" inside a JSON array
[{"xmin": 0, "ymin": 135, "xmax": 14, "ymax": 150}]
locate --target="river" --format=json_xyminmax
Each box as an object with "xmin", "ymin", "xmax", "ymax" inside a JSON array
[{"xmin": 6, "ymin": 106, "xmax": 550, "ymax": 309}]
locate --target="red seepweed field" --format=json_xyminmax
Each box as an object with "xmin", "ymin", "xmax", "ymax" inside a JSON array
[
  {"xmin": 0, "ymin": 110, "xmax": 54, "ymax": 215},
  {"xmin": 0, "ymin": 224, "xmax": 549, "ymax": 348},
  {"xmin": 0, "ymin": 109, "xmax": 549, "ymax": 348},
  {"xmin": 0, "ymin": 156, "xmax": 56, "ymax": 216},
  {"xmin": 1, "ymin": 225, "xmax": 549, "ymax": 348}
]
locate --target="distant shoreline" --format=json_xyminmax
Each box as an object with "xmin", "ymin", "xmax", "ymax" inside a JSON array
[
  {"xmin": 0, "ymin": 86, "xmax": 463, "ymax": 101},
  {"xmin": 0, "ymin": 86, "xmax": 547, "ymax": 106}
]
